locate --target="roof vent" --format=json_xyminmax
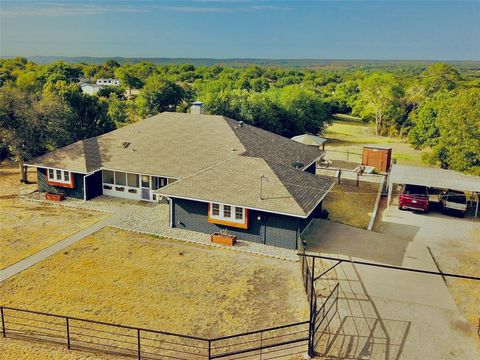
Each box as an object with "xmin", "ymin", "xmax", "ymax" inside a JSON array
[
  {"xmin": 122, "ymin": 142, "xmax": 131, "ymax": 149},
  {"xmin": 191, "ymin": 101, "xmax": 204, "ymax": 115},
  {"xmin": 238, "ymin": 121, "xmax": 244, "ymax": 128},
  {"xmin": 292, "ymin": 161, "xmax": 304, "ymax": 169}
]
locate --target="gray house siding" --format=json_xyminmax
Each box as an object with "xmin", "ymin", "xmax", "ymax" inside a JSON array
[
  {"xmin": 171, "ymin": 198, "xmax": 316, "ymax": 250},
  {"xmin": 304, "ymin": 162, "xmax": 317, "ymax": 174},
  {"xmin": 85, "ymin": 171, "xmax": 103, "ymax": 200},
  {"xmin": 37, "ymin": 168, "xmax": 85, "ymax": 199}
]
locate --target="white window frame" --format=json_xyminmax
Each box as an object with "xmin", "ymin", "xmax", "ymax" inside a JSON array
[
  {"xmin": 47, "ymin": 167, "xmax": 72, "ymax": 184},
  {"xmin": 209, "ymin": 202, "xmax": 245, "ymax": 224}
]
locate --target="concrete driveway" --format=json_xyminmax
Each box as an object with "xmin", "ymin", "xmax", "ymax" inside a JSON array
[{"xmin": 303, "ymin": 216, "xmax": 479, "ymax": 359}]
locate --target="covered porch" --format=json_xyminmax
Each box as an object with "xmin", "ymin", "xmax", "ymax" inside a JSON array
[{"xmin": 100, "ymin": 169, "xmax": 177, "ymax": 202}]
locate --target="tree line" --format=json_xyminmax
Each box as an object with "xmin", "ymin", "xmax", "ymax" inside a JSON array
[{"xmin": 0, "ymin": 57, "xmax": 479, "ymax": 177}]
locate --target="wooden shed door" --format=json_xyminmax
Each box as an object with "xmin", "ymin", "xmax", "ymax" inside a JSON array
[{"xmin": 367, "ymin": 151, "xmax": 384, "ymax": 171}]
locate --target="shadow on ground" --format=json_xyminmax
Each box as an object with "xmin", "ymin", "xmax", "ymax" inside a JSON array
[
  {"xmin": 303, "ymin": 219, "xmax": 417, "ymax": 266},
  {"xmin": 313, "ymin": 261, "xmax": 411, "ymax": 360}
]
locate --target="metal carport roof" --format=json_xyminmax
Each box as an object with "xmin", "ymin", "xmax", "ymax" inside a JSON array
[{"xmin": 387, "ymin": 164, "xmax": 480, "ymax": 215}]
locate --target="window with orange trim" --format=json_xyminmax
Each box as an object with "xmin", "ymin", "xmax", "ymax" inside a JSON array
[
  {"xmin": 46, "ymin": 167, "xmax": 74, "ymax": 188},
  {"xmin": 208, "ymin": 202, "xmax": 249, "ymax": 229}
]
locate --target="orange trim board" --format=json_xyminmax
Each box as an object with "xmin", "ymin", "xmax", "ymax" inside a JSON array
[{"xmin": 208, "ymin": 204, "xmax": 249, "ymax": 229}]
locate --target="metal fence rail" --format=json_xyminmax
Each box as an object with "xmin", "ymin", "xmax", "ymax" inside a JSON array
[
  {"xmin": 0, "ymin": 306, "xmax": 210, "ymax": 359},
  {"xmin": 209, "ymin": 321, "xmax": 310, "ymax": 359},
  {"xmin": 0, "ymin": 305, "xmax": 315, "ymax": 359},
  {"xmin": 299, "ymin": 248, "xmax": 341, "ymax": 357}
]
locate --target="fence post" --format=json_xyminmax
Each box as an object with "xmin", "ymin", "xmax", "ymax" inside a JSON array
[
  {"xmin": 137, "ymin": 329, "xmax": 141, "ymax": 360},
  {"xmin": 260, "ymin": 331, "xmax": 263, "ymax": 360},
  {"xmin": 208, "ymin": 339, "xmax": 211, "ymax": 360},
  {"xmin": 66, "ymin": 317, "xmax": 71, "ymax": 350},
  {"xmin": 308, "ymin": 257, "xmax": 316, "ymax": 357},
  {"xmin": 1, "ymin": 307, "xmax": 6, "ymax": 337}
]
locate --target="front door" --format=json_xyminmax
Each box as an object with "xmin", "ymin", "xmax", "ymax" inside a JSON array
[{"xmin": 141, "ymin": 175, "xmax": 150, "ymax": 200}]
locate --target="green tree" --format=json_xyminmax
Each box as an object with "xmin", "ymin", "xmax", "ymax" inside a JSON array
[
  {"xmin": 0, "ymin": 87, "xmax": 70, "ymax": 182},
  {"xmin": 357, "ymin": 73, "xmax": 405, "ymax": 135},
  {"xmin": 44, "ymin": 81, "xmax": 115, "ymax": 142},
  {"xmin": 43, "ymin": 61, "xmax": 82, "ymax": 84},
  {"xmin": 422, "ymin": 63, "xmax": 461, "ymax": 95},
  {"xmin": 136, "ymin": 76, "xmax": 185, "ymax": 117},
  {"xmin": 407, "ymin": 96, "xmax": 442, "ymax": 148},
  {"xmin": 82, "ymin": 64, "xmax": 96, "ymax": 83},
  {"xmin": 106, "ymin": 93, "xmax": 129, "ymax": 126},
  {"xmin": 430, "ymin": 88, "xmax": 480, "ymax": 174},
  {"xmin": 114, "ymin": 66, "xmax": 143, "ymax": 95}
]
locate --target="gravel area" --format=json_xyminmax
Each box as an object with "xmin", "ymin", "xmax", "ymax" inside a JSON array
[{"xmin": 24, "ymin": 192, "xmax": 298, "ymax": 261}]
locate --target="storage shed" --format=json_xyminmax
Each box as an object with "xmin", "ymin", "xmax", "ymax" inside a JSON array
[{"xmin": 362, "ymin": 145, "xmax": 392, "ymax": 172}]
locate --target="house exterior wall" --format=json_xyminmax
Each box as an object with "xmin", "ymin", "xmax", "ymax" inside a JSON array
[
  {"xmin": 37, "ymin": 168, "xmax": 85, "ymax": 199},
  {"xmin": 85, "ymin": 171, "xmax": 103, "ymax": 200},
  {"xmin": 304, "ymin": 162, "xmax": 317, "ymax": 174},
  {"xmin": 171, "ymin": 198, "xmax": 322, "ymax": 249}
]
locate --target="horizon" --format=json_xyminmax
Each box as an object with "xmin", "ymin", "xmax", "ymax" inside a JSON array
[{"xmin": 1, "ymin": 0, "xmax": 479, "ymax": 61}]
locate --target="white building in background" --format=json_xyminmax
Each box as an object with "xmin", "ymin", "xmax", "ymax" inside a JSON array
[
  {"xmin": 80, "ymin": 82, "xmax": 102, "ymax": 95},
  {"xmin": 96, "ymin": 78, "xmax": 121, "ymax": 86}
]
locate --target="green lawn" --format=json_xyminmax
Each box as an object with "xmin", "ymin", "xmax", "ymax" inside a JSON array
[{"xmin": 323, "ymin": 114, "xmax": 430, "ymax": 166}]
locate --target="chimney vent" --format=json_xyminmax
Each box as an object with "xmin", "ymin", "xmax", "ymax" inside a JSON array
[{"xmin": 191, "ymin": 101, "xmax": 205, "ymax": 115}]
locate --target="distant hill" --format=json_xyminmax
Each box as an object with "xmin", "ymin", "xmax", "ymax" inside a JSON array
[{"xmin": 3, "ymin": 56, "xmax": 480, "ymax": 70}]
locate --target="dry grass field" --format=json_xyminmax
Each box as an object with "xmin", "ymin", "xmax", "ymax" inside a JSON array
[
  {"xmin": 0, "ymin": 338, "xmax": 113, "ymax": 360},
  {"xmin": 322, "ymin": 179, "xmax": 379, "ymax": 229},
  {"xmin": 0, "ymin": 227, "xmax": 309, "ymax": 338},
  {"xmin": 324, "ymin": 114, "xmax": 429, "ymax": 166},
  {"xmin": 0, "ymin": 162, "xmax": 107, "ymax": 269}
]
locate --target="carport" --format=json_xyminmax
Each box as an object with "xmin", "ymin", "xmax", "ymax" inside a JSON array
[{"xmin": 387, "ymin": 164, "xmax": 480, "ymax": 217}]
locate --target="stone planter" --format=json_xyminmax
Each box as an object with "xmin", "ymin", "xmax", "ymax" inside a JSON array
[
  {"xmin": 46, "ymin": 192, "xmax": 65, "ymax": 201},
  {"xmin": 211, "ymin": 233, "xmax": 237, "ymax": 246}
]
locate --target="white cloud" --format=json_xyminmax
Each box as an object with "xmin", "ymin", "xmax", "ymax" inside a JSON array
[{"xmin": 1, "ymin": 1, "xmax": 291, "ymax": 17}]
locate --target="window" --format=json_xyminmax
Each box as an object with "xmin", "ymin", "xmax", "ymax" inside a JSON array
[
  {"xmin": 115, "ymin": 171, "xmax": 126, "ymax": 186},
  {"xmin": 235, "ymin": 207, "xmax": 243, "ymax": 220},
  {"xmin": 103, "ymin": 170, "xmax": 114, "ymax": 184},
  {"xmin": 127, "ymin": 173, "xmax": 139, "ymax": 187},
  {"xmin": 223, "ymin": 205, "xmax": 231, "ymax": 218},
  {"xmin": 208, "ymin": 203, "xmax": 248, "ymax": 229},
  {"xmin": 46, "ymin": 167, "xmax": 73, "ymax": 187},
  {"xmin": 151, "ymin": 176, "xmax": 160, "ymax": 190}
]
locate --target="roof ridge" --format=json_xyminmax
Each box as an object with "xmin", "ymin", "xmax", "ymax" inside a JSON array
[{"xmin": 224, "ymin": 117, "xmax": 323, "ymax": 170}]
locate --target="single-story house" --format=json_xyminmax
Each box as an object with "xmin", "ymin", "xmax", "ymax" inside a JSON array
[
  {"xmin": 80, "ymin": 82, "xmax": 102, "ymax": 95},
  {"xmin": 27, "ymin": 105, "xmax": 335, "ymax": 249}
]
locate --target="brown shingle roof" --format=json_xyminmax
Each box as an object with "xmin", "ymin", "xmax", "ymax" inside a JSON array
[
  {"xmin": 30, "ymin": 112, "xmax": 332, "ymax": 216},
  {"xmin": 225, "ymin": 118, "xmax": 322, "ymax": 169},
  {"xmin": 158, "ymin": 157, "xmax": 335, "ymax": 218}
]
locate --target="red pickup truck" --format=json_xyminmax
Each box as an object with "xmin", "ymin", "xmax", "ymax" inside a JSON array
[{"xmin": 398, "ymin": 184, "xmax": 429, "ymax": 212}]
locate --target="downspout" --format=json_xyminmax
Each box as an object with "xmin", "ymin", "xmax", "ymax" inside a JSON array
[
  {"xmin": 167, "ymin": 196, "xmax": 173, "ymax": 227},
  {"xmin": 83, "ymin": 172, "xmax": 95, "ymax": 201}
]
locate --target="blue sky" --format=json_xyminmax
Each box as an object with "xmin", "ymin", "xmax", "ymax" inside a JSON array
[{"xmin": 1, "ymin": 1, "xmax": 479, "ymax": 60}]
